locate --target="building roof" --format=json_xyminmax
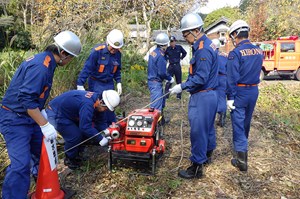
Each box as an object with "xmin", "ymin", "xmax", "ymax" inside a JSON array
[
  {"xmin": 204, "ymin": 16, "xmax": 230, "ymax": 34},
  {"xmin": 150, "ymin": 16, "xmax": 230, "ymax": 42},
  {"xmin": 152, "ymin": 30, "xmax": 186, "ymax": 42}
]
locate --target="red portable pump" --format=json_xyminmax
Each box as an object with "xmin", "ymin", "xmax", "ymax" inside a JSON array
[{"xmin": 105, "ymin": 108, "xmax": 165, "ymax": 174}]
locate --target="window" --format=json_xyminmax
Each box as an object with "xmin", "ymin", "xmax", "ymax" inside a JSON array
[{"xmin": 280, "ymin": 42, "xmax": 295, "ymax": 52}]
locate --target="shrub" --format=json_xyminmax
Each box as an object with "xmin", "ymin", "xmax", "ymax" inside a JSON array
[{"xmin": 0, "ymin": 49, "xmax": 35, "ymax": 100}]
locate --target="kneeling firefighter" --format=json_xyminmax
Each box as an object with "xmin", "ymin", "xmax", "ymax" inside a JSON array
[{"xmin": 46, "ymin": 90, "xmax": 120, "ymax": 170}]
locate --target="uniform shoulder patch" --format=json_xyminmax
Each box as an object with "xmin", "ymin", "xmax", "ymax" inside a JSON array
[
  {"xmin": 95, "ymin": 45, "xmax": 105, "ymax": 51},
  {"xmin": 43, "ymin": 55, "xmax": 51, "ymax": 68},
  {"xmin": 198, "ymin": 41, "xmax": 204, "ymax": 49},
  {"xmin": 150, "ymin": 51, "xmax": 157, "ymax": 57}
]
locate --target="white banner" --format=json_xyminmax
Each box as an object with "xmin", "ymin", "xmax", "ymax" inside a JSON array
[{"xmin": 44, "ymin": 138, "xmax": 58, "ymax": 171}]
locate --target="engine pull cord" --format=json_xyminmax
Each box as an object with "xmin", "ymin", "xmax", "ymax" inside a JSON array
[{"xmin": 58, "ymin": 91, "xmax": 171, "ymax": 156}]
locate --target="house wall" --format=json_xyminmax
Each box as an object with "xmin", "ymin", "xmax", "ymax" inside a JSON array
[{"xmin": 207, "ymin": 32, "xmax": 235, "ymax": 53}]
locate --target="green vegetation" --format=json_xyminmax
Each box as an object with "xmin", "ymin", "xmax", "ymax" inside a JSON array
[
  {"xmin": 0, "ymin": 49, "xmax": 35, "ymax": 100},
  {"xmin": 203, "ymin": 7, "xmax": 242, "ymax": 28},
  {"xmin": 257, "ymin": 83, "xmax": 300, "ymax": 132}
]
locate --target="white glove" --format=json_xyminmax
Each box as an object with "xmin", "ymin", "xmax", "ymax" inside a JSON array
[
  {"xmin": 117, "ymin": 83, "xmax": 122, "ymax": 95},
  {"xmin": 227, "ymin": 100, "xmax": 236, "ymax": 111},
  {"xmin": 101, "ymin": 129, "xmax": 110, "ymax": 137},
  {"xmin": 41, "ymin": 109, "xmax": 48, "ymax": 120},
  {"xmin": 99, "ymin": 136, "xmax": 111, "ymax": 146},
  {"xmin": 169, "ymin": 84, "xmax": 182, "ymax": 94},
  {"xmin": 40, "ymin": 122, "xmax": 57, "ymax": 141},
  {"xmin": 168, "ymin": 77, "xmax": 174, "ymax": 84},
  {"xmin": 77, "ymin": 85, "xmax": 85, "ymax": 91}
]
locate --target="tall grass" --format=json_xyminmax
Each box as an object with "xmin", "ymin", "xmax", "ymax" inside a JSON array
[
  {"xmin": 257, "ymin": 83, "xmax": 300, "ymax": 132},
  {"xmin": 0, "ymin": 49, "xmax": 36, "ymax": 101},
  {"xmin": 0, "ymin": 40, "xmax": 148, "ymax": 102}
]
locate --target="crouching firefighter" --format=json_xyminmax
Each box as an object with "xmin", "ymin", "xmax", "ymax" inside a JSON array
[
  {"xmin": 147, "ymin": 33, "xmax": 174, "ymax": 124},
  {"xmin": 170, "ymin": 13, "xmax": 218, "ymax": 179},
  {"xmin": 45, "ymin": 90, "xmax": 120, "ymax": 170}
]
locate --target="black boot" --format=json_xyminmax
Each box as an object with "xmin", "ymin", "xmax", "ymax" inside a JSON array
[
  {"xmin": 204, "ymin": 150, "xmax": 213, "ymax": 165},
  {"xmin": 218, "ymin": 112, "xmax": 226, "ymax": 127},
  {"xmin": 178, "ymin": 162, "xmax": 203, "ymax": 179},
  {"xmin": 231, "ymin": 151, "xmax": 248, "ymax": 171},
  {"xmin": 64, "ymin": 156, "xmax": 82, "ymax": 170}
]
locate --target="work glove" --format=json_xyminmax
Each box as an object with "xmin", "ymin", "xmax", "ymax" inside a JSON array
[
  {"xmin": 40, "ymin": 122, "xmax": 57, "ymax": 141},
  {"xmin": 77, "ymin": 85, "xmax": 85, "ymax": 91},
  {"xmin": 227, "ymin": 100, "xmax": 236, "ymax": 112},
  {"xmin": 167, "ymin": 77, "xmax": 174, "ymax": 84},
  {"xmin": 169, "ymin": 84, "xmax": 182, "ymax": 94},
  {"xmin": 41, "ymin": 109, "xmax": 48, "ymax": 120},
  {"xmin": 101, "ymin": 129, "xmax": 110, "ymax": 137},
  {"xmin": 99, "ymin": 136, "xmax": 111, "ymax": 147},
  {"xmin": 117, "ymin": 83, "xmax": 122, "ymax": 95}
]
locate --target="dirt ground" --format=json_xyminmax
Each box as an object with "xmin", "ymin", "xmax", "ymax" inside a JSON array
[
  {"xmin": 49, "ymin": 80, "xmax": 299, "ymax": 199},
  {"xmin": 1, "ymin": 80, "xmax": 299, "ymax": 199}
]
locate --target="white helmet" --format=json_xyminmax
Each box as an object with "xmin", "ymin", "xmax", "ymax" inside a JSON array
[
  {"xmin": 212, "ymin": 39, "xmax": 221, "ymax": 49},
  {"xmin": 102, "ymin": 90, "xmax": 120, "ymax": 111},
  {"xmin": 54, "ymin": 30, "xmax": 82, "ymax": 57},
  {"xmin": 155, "ymin": 33, "xmax": 169, "ymax": 45},
  {"xmin": 107, "ymin": 29, "xmax": 124, "ymax": 49},
  {"xmin": 229, "ymin": 20, "xmax": 250, "ymax": 36},
  {"xmin": 180, "ymin": 13, "xmax": 204, "ymax": 32}
]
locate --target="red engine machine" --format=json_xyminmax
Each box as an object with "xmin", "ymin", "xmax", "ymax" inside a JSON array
[{"xmin": 105, "ymin": 108, "xmax": 165, "ymax": 175}]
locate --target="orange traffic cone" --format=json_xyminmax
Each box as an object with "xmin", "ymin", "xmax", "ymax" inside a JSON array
[{"xmin": 30, "ymin": 138, "xmax": 65, "ymax": 199}]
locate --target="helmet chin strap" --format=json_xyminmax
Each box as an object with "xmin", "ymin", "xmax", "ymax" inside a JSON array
[
  {"xmin": 190, "ymin": 31, "xmax": 201, "ymax": 44},
  {"xmin": 230, "ymin": 27, "xmax": 249, "ymax": 47},
  {"xmin": 230, "ymin": 34, "xmax": 237, "ymax": 47}
]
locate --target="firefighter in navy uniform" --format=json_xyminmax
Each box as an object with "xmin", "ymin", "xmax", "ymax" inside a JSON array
[
  {"xmin": 212, "ymin": 39, "xmax": 228, "ymax": 127},
  {"xmin": 77, "ymin": 29, "xmax": 124, "ymax": 130},
  {"xmin": 170, "ymin": 13, "xmax": 218, "ymax": 179},
  {"xmin": 46, "ymin": 90, "xmax": 120, "ymax": 170},
  {"xmin": 226, "ymin": 20, "xmax": 263, "ymax": 172},
  {"xmin": 0, "ymin": 31, "xmax": 82, "ymax": 198},
  {"xmin": 147, "ymin": 33, "xmax": 174, "ymax": 123},
  {"xmin": 164, "ymin": 36, "xmax": 187, "ymax": 100}
]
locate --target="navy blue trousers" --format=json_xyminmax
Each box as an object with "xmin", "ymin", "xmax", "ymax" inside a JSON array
[
  {"xmin": 230, "ymin": 86, "xmax": 258, "ymax": 152},
  {"xmin": 0, "ymin": 108, "xmax": 42, "ymax": 199},
  {"xmin": 188, "ymin": 90, "xmax": 218, "ymax": 164},
  {"xmin": 216, "ymin": 75, "xmax": 227, "ymax": 113},
  {"xmin": 148, "ymin": 81, "xmax": 165, "ymax": 111},
  {"xmin": 165, "ymin": 63, "xmax": 182, "ymax": 99}
]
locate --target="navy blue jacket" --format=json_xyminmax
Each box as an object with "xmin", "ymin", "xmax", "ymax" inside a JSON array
[
  {"xmin": 226, "ymin": 40, "xmax": 263, "ymax": 100},
  {"xmin": 181, "ymin": 35, "xmax": 218, "ymax": 93},
  {"xmin": 77, "ymin": 43, "xmax": 121, "ymax": 85},
  {"xmin": 165, "ymin": 45, "xmax": 187, "ymax": 64},
  {"xmin": 147, "ymin": 47, "xmax": 172, "ymax": 82},
  {"xmin": 1, "ymin": 51, "xmax": 57, "ymax": 113},
  {"xmin": 218, "ymin": 51, "xmax": 228, "ymax": 75},
  {"xmin": 48, "ymin": 90, "xmax": 102, "ymax": 138}
]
